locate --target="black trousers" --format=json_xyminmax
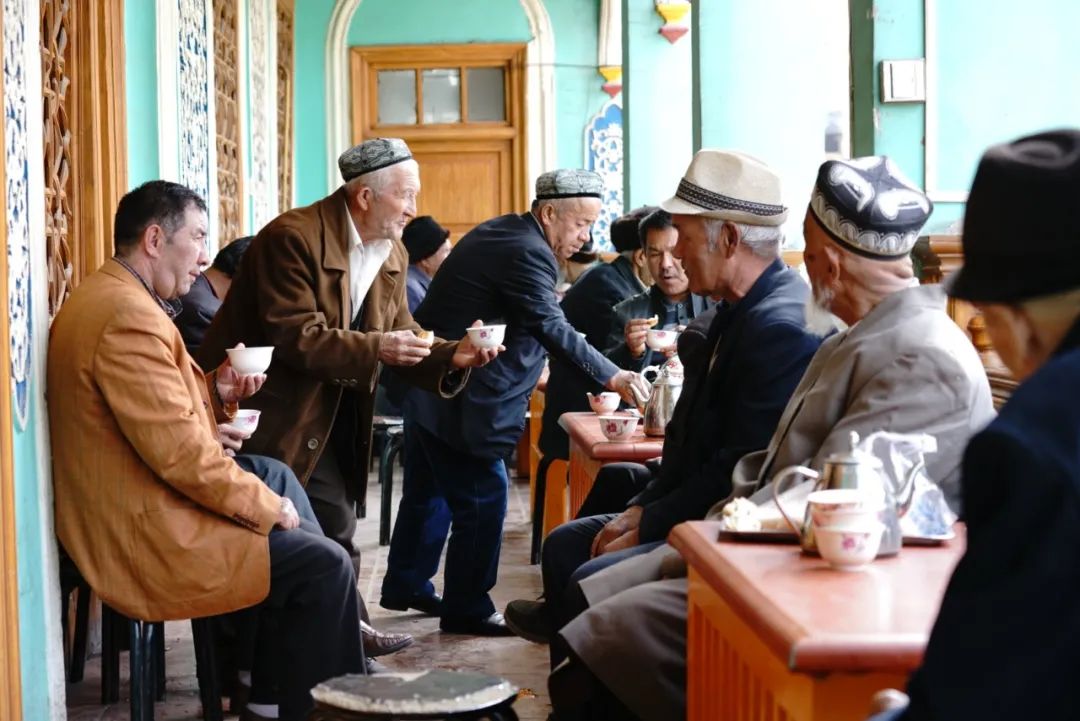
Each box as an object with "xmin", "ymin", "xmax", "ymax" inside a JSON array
[{"xmin": 254, "ymin": 519, "xmax": 366, "ymax": 720}]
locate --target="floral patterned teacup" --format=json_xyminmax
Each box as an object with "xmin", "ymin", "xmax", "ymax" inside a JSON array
[
  {"xmin": 597, "ymin": 414, "xmax": 638, "ymax": 441},
  {"xmin": 586, "ymin": 392, "xmax": 620, "ymax": 414},
  {"xmin": 814, "ymin": 522, "xmax": 884, "ymax": 571},
  {"xmin": 465, "ymin": 324, "xmax": 506, "ymax": 349},
  {"xmin": 645, "ymin": 328, "xmax": 679, "ymax": 351}
]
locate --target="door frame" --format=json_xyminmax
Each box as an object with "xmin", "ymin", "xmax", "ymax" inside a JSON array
[{"xmin": 349, "ymin": 42, "xmax": 529, "ymax": 211}]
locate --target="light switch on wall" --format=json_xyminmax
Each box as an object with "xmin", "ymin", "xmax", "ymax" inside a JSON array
[{"xmin": 880, "ymin": 59, "xmax": 926, "ymax": 103}]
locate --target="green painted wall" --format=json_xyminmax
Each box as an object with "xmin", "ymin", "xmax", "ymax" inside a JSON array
[
  {"xmin": 293, "ymin": 0, "xmax": 610, "ymax": 205},
  {"xmin": 850, "ymin": 0, "xmax": 1080, "ymax": 233},
  {"xmin": 622, "ymin": 0, "xmax": 692, "ymax": 208},
  {"xmin": 125, "ymin": 0, "xmax": 159, "ymax": 188},
  {"xmin": 693, "ymin": 0, "xmax": 849, "ymax": 247},
  {"xmin": 14, "ymin": 403, "xmax": 51, "ymax": 720},
  {"xmin": 294, "ymin": 0, "xmax": 335, "ymax": 206}
]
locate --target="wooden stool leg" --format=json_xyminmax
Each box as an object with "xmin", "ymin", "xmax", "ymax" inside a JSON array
[
  {"xmin": 542, "ymin": 459, "xmax": 569, "ymax": 538},
  {"xmin": 68, "ymin": 584, "xmax": 91, "ymax": 683},
  {"xmin": 530, "ymin": 455, "xmax": 552, "ymax": 564}
]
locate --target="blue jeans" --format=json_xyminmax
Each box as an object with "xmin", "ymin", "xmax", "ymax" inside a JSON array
[
  {"xmin": 382, "ymin": 421, "xmax": 508, "ymax": 620},
  {"xmin": 868, "ymin": 709, "xmax": 906, "ymax": 721}
]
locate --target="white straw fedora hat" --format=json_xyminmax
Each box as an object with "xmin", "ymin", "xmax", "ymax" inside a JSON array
[{"xmin": 660, "ymin": 149, "xmax": 787, "ymax": 226}]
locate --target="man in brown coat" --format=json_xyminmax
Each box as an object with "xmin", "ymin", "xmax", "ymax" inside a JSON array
[
  {"xmin": 49, "ymin": 180, "xmax": 364, "ymax": 720},
  {"xmin": 199, "ymin": 138, "xmax": 498, "ymax": 587}
]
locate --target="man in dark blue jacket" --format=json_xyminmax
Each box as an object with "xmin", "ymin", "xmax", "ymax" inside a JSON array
[
  {"xmin": 870, "ymin": 130, "xmax": 1080, "ymax": 721},
  {"xmin": 382, "ymin": 169, "xmax": 648, "ymax": 635},
  {"xmin": 506, "ymin": 149, "xmax": 821, "ymax": 650}
]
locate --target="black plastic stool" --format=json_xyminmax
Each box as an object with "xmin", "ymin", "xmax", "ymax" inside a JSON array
[{"xmin": 379, "ymin": 424, "xmax": 406, "ymax": 546}]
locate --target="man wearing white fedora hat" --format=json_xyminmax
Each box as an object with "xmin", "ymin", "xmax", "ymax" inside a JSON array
[{"xmin": 508, "ymin": 150, "xmax": 822, "ymax": 665}]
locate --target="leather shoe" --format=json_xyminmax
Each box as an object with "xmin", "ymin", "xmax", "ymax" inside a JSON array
[
  {"xmin": 365, "ymin": 656, "xmax": 388, "ymax": 674},
  {"xmin": 504, "ymin": 598, "xmax": 553, "ymax": 644},
  {"xmin": 440, "ymin": 612, "xmax": 515, "ymax": 637},
  {"xmin": 360, "ymin": 620, "xmax": 413, "ymax": 657},
  {"xmin": 380, "ymin": 592, "xmax": 444, "ymax": 616}
]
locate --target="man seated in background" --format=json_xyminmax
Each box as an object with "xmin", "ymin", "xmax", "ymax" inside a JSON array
[
  {"xmin": 603, "ymin": 207, "xmax": 713, "ymax": 374},
  {"xmin": 549, "ymin": 156, "xmax": 995, "ymax": 721},
  {"xmin": 48, "ymin": 181, "xmax": 364, "ymax": 721},
  {"xmin": 175, "ymin": 234, "xmax": 252, "ymax": 355},
  {"xmin": 506, "ymin": 150, "xmax": 822, "ymax": 658},
  {"xmin": 869, "ymin": 129, "xmax": 1080, "ymax": 721}
]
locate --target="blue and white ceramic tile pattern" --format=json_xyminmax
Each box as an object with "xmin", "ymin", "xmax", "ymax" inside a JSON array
[
  {"xmin": 3, "ymin": 0, "xmax": 32, "ymax": 430},
  {"xmin": 586, "ymin": 99, "xmax": 624, "ymax": 251},
  {"xmin": 178, "ymin": 0, "xmax": 211, "ymax": 203}
]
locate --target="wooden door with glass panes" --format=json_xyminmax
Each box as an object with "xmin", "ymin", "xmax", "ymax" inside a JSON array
[{"xmin": 350, "ymin": 43, "xmax": 528, "ymax": 241}]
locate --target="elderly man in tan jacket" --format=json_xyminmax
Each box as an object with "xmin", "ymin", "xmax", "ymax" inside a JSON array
[{"xmin": 49, "ymin": 180, "xmax": 363, "ymax": 721}]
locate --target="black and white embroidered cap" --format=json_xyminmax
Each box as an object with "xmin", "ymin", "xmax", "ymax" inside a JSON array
[
  {"xmin": 535, "ymin": 169, "xmax": 604, "ymax": 200},
  {"xmin": 660, "ymin": 149, "xmax": 787, "ymax": 226},
  {"xmin": 338, "ymin": 137, "xmax": 414, "ymax": 182},
  {"xmin": 809, "ymin": 156, "xmax": 932, "ymax": 260}
]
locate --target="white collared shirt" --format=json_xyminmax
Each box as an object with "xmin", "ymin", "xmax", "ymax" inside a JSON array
[{"xmin": 344, "ymin": 203, "xmax": 392, "ymax": 322}]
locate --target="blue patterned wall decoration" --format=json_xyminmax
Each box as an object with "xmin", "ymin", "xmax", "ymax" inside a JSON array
[
  {"xmin": 3, "ymin": 0, "xmax": 32, "ymax": 431},
  {"xmin": 585, "ymin": 99, "xmax": 624, "ymax": 251},
  {"xmin": 178, "ymin": 0, "xmax": 211, "ymax": 202}
]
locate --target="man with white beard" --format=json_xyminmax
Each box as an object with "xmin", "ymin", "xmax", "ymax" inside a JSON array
[{"xmin": 547, "ymin": 156, "xmax": 996, "ymax": 721}]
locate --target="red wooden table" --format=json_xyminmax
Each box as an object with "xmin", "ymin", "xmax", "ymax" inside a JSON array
[
  {"xmin": 669, "ymin": 521, "xmax": 966, "ymax": 721},
  {"xmin": 558, "ymin": 412, "xmax": 664, "ymax": 517}
]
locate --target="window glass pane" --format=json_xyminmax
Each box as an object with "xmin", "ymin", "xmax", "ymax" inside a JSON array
[
  {"xmin": 466, "ymin": 67, "xmax": 505, "ymax": 122},
  {"xmin": 377, "ymin": 70, "xmax": 417, "ymax": 125},
  {"xmin": 421, "ymin": 68, "xmax": 461, "ymax": 124}
]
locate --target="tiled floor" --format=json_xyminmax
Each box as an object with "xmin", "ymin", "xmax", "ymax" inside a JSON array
[{"xmin": 67, "ymin": 467, "xmax": 550, "ymax": 720}]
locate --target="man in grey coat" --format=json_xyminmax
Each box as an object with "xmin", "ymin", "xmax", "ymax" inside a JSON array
[{"xmin": 549, "ymin": 157, "xmax": 996, "ymax": 721}]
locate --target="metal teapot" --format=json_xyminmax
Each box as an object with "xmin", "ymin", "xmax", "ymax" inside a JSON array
[
  {"xmin": 629, "ymin": 359, "xmax": 683, "ymax": 437},
  {"xmin": 772, "ymin": 431, "xmax": 922, "ymax": 556}
]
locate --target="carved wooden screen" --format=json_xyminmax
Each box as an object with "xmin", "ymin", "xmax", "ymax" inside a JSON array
[
  {"xmin": 41, "ymin": 0, "xmax": 75, "ymax": 319},
  {"xmin": 214, "ymin": 0, "xmax": 244, "ymax": 244},
  {"xmin": 276, "ymin": 0, "xmax": 295, "ymax": 212}
]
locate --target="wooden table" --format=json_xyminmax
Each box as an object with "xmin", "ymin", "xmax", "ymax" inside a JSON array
[
  {"xmin": 669, "ymin": 521, "xmax": 966, "ymax": 721},
  {"xmin": 558, "ymin": 412, "xmax": 664, "ymax": 517}
]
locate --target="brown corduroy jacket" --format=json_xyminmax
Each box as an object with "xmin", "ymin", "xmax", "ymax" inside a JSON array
[
  {"xmin": 198, "ymin": 189, "xmax": 461, "ymax": 488},
  {"xmin": 48, "ymin": 260, "xmax": 282, "ymax": 622}
]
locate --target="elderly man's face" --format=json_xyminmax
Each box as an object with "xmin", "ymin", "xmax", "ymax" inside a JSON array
[
  {"xmin": 540, "ymin": 198, "xmax": 602, "ymax": 260},
  {"xmin": 152, "ymin": 204, "xmax": 210, "ymax": 300},
  {"xmin": 644, "ymin": 225, "xmax": 689, "ymax": 299},
  {"xmin": 364, "ymin": 161, "xmax": 420, "ymax": 242},
  {"xmin": 671, "ymin": 215, "xmax": 729, "ymax": 300},
  {"xmin": 801, "ymin": 210, "xmax": 844, "ymax": 334}
]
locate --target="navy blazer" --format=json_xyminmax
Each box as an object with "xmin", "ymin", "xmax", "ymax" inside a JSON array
[
  {"xmin": 538, "ymin": 256, "xmax": 646, "ymax": 459},
  {"xmin": 629, "ymin": 259, "xmax": 822, "ymax": 542},
  {"xmin": 900, "ymin": 318, "xmax": 1080, "ymax": 721},
  {"xmin": 405, "ymin": 212, "xmax": 620, "ymax": 459}
]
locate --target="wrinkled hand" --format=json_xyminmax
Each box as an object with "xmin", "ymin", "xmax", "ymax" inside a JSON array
[
  {"xmin": 598, "ymin": 528, "xmax": 640, "ymax": 556},
  {"xmin": 379, "ymin": 330, "xmax": 432, "ymax": 366},
  {"xmin": 606, "ymin": 370, "xmax": 650, "ymax": 406},
  {"xmin": 624, "ymin": 318, "xmax": 651, "ymax": 358},
  {"xmin": 451, "ymin": 320, "xmax": 503, "ymax": 369},
  {"xmin": 217, "ymin": 423, "xmax": 247, "ymax": 457},
  {"xmin": 590, "ymin": 506, "xmax": 644, "ymax": 557},
  {"xmin": 276, "ymin": 497, "xmax": 300, "ymax": 530},
  {"xmin": 215, "ymin": 343, "xmax": 266, "ymax": 403}
]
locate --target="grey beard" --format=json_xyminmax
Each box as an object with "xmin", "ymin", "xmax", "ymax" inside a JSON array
[{"xmin": 805, "ymin": 284, "xmax": 845, "ymax": 337}]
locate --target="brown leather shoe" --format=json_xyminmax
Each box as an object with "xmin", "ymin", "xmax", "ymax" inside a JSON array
[{"xmin": 360, "ymin": 620, "xmax": 413, "ymax": 657}]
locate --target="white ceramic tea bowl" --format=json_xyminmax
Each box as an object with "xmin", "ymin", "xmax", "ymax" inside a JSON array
[
  {"xmin": 814, "ymin": 522, "xmax": 884, "ymax": 571},
  {"xmin": 597, "ymin": 414, "xmax": 638, "ymax": 441},
  {"xmin": 586, "ymin": 392, "xmax": 620, "ymax": 414},
  {"xmin": 226, "ymin": 409, "xmax": 262, "ymax": 438},
  {"xmin": 807, "ymin": 489, "xmax": 883, "ymax": 530},
  {"xmin": 466, "ymin": 324, "xmax": 506, "ymax": 349},
  {"xmin": 645, "ymin": 328, "xmax": 679, "ymax": 351},
  {"xmin": 226, "ymin": 346, "xmax": 274, "ymax": 375}
]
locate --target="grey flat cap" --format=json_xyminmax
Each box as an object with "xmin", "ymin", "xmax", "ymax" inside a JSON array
[
  {"xmin": 535, "ymin": 169, "xmax": 603, "ymax": 200},
  {"xmin": 338, "ymin": 138, "xmax": 413, "ymax": 182}
]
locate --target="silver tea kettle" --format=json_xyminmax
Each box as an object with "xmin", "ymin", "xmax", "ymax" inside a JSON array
[
  {"xmin": 629, "ymin": 360, "xmax": 683, "ymax": 437},
  {"xmin": 772, "ymin": 431, "xmax": 923, "ymax": 556}
]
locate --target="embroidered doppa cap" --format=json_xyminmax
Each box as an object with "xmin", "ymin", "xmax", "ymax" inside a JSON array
[
  {"xmin": 660, "ymin": 149, "xmax": 787, "ymax": 226},
  {"xmin": 338, "ymin": 138, "xmax": 413, "ymax": 182},
  {"xmin": 947, "ymin": 128, "xmax": 1080, "ymax": 302},
  {"xmin": 403, "ymin": 216, "xmax": 451, "ymax": 264},
  {"xmin": 809, "ymin": 156, "xmax": 932, "ymax": 260},
  {"xmin": 535, "ymin": 169, "xmax": 604, "ymax": 200}
]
